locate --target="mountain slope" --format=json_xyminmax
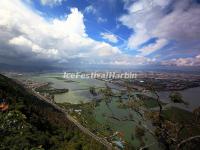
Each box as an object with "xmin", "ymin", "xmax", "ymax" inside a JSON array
[{"xmin": 0, "ymin": 74, "xmax": 105, "ymax": 150}]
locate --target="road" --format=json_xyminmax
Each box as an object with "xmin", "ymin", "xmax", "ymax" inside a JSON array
[{"xmin": 15, "ymin": 79, "xmax": 114, "ymax": 150}]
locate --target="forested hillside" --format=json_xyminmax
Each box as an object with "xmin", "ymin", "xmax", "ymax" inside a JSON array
[{"xmin": 0, "ymin": 74, "xmax": 105, "ymax": 150}]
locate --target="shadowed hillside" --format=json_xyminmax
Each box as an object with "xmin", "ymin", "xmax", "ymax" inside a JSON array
[{"xmin": 0, "ymin": 74, "xmax": 105, "ymax": 150}]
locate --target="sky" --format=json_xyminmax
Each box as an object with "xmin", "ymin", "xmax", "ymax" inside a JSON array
[{"xmin": 0, "ymin": 0, "xmax": 200, "ymax": 70}]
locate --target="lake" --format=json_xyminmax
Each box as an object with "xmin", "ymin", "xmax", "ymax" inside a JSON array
[
  {"xmin": 158, "ymin": 87, "xmax": 200, "ymax": 111},
  {"xmin": 24, "ymin": 73, "xmax": 106, "ymax": 104},
  {"xmin": 23, "ymin": 73, "xmax": 200, "ymax": 110},
  {"xmin": 18, "ymin": 73, "xmax": 200, "ymax": 149}
]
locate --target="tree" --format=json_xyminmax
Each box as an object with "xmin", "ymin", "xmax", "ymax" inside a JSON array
[
  {"xmin": 100, "ymin": 84, "xmax": 113, "ymax": 104},
  {"xmin": 103, "ymin": 80, "xmax": 200, "ymax": 150},
  {"xmin": 193, "ymin": 106, "xmax": 200, "ymax": 122},
  {"xmin": 89, "ymin": 86, "xmax": 97, "ymax": 96},
  {"xmin": 135, "ymin": 126, "xmax": 145, "ymax": 139},
  {"xmin": 169, "ymin": 91, "xmax": 184, "ymax": 104}
]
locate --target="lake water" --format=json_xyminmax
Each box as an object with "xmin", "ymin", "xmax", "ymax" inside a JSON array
[
  {"xmin": 19, "ymin": 73, "xmax": 200, "ymax": 149},
  {"xmin": 20, "ymin": 74, "xmax": 160, "ymax": 148},
  {"xmin": 25, "ymin": 73, "xmax": 106, "ymax": 104},
  {"xmin": 25, "ymin": 73, "xmax": 200, "ymax": 109},
  {"xmin": 158, "ymin": 87, "xmax": 200, "ymax": 111},
  {"xmin": 94, "ymin": 98, "xmax": 161, "ymax": 150}
]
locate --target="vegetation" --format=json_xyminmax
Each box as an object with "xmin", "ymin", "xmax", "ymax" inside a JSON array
[
  {"xmin": 38, "ymin": 88, "xmax": 69, "ymax": 94},
  {"xmin": 3, "ymin": 73, "xmax": 199, "ymax": 150},
  {"xmin": 135, "ymin": 126, "xmax": 145, "ymax": 139},
  {"xmin": 97, "ymin": 81, "xmax": 200, "ymax": 149},
  {"xmin": 146, "ymin": 84, "xmax": 200, "ymax": 150},
  {"xmin": 89, "ymin": 86, "xmax": 97, "ymax": 96},
  {"xmin": 50, "ymin": 77, "xmax": 78, "ymax": 83},
  {"xmin": 99, "ymin": 85, "xmax": 113, "ymax": 105},
  {"xmin": 129, "ymin": 78, "xmax": 200, "ymax": 91},
  {"xmin": 0, "ymin": 74, "xmax": 105, "ymax": 150},
  {"xmin": 169, "ymin": 91, "xmax": 187, "ymax": 104},
  {"xmin": 136, "ymin": 94, "xmax": 165, "ymax": 108},
  {"xmin": 35, "ymin": 84, "xmax": 69, "ymax": 95},
  {"xmin": 58, "ymin": 102, "xmax": 113, "ymax": 137}
]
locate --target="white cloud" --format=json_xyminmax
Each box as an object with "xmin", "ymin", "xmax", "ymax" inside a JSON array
[
  {"xmin": 52, "ymin": 8, "xmax": 86, "ymax": 37},
  {"xmin": 138, "ymin": 38, "xmax": 167, "ymax": 56},
  {"xmin": 101, "ymin": 55, "xmax": 154, "ymax": 66},
  {"xmin": 119, "ymin": 0, "xmax": 200, "ymax": 57},
  {"xmin": 127, "ymin": 28, "xmax": 150, "ymax": 48},
  {"xmin": 40, "ymin": 0, "xmax": 66, "ymax": 6},
  {"xmin": 0, "ymin": 0, "xmax": 123, "ymax": 66},
  {"xmin": 84, "ymin": 5, "xmax": 97, "ymax": 14},
  {"xmin": 101, "ymin": 32, "xmax": 118, "ymax": 43},
  {"xmin": 161, "ymin": 55, "xmax": 200, "ymax": 67},
  {"xmin": 9, "ymin": 36, "xmax": 34, "ymax": 48},
  {"xmin": 97, "ymin": 17, "xmax": 107, "ymax": 23},
  {"xmin": 3, "ymin": 0, "xmax": 198, "ymax": 68},
  {"xmin": 84, "ymin": 5, "xmax": 107, "ymax": 24},
  {"xmin": 93, "ymin": 42, "xmax": 120, "ymax": 56},
  {"xmin": 9, "ymin": 36, "xmax": 58, "ymax": 56},
  {"xmin": 119, "ymin": 0, "xmax": 165, "ymax": 50},
  {"xmin": 153, "ymin": 5, "xmax": 200, "ymax": 42}
]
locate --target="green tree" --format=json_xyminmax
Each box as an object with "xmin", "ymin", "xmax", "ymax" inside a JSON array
[{"xmin": 169, "ymin": 91, "xmax": 184, "ymax": 103}]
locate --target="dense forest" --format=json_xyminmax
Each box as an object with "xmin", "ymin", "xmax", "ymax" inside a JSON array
[{"xmin": 0, "ymin": 74, "xmax": 105, "ymax": 150}]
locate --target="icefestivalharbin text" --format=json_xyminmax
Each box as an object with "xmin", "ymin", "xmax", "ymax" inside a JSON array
[{"xmin": 63, "ymin": 72, "xmax": 137, "ymax": 79}]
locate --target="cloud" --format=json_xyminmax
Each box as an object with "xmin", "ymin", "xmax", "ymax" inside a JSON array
[
  {"xmin": 84, "ymin": 5, "xmax": 97, "ymax": 14},
  {"xmin": 0, "ymin": 0, "xmax": 124, "ymax": 67},
  {"xmin": 119, "ymin": 0, "xmax": 200, "ymax": 57},
  {"xmin": 101, "ymin": 32, "xmax": 118, "ymax": 43},
  {"xmin": 0, "ymin": 0, "xmax": 198, "ymax": 69},
  {"xmin": 161, "ymin": 55, "xmax": 200, "ymax": 67},
  {"xmin": 84, "ymin": 5, "xmax": 107, "ymax": 23},
  {"xmin": 85, "ymin": 54, "xmax": 154, "ymax": 66},
  {"xmin": 52, "ymin": 8, "xmax": 86, "ymax": 37},
  {"xmin": 9, "ymin": 36, "xmax": 58, "ymax": 56},
  {"xmin": 111, "ymin": 55, "xmax": 153, "ymax": 65},
  {"xmin": 119, "ymin": 0, "xmax": 169, "ymax": 54},
  {"xmin": 138, "ymin": 38, "xmax": 167, "ymax": 56},
  {"xmin": 40, "ymin": 0, "xmax": 66, "ymax": 6},
  {"xmin": 94, "ymin": 42, "xmax": 121, "ymax": 56},
  {"xmin": 153, "ymin": 3, "xmax": 200, "ymax": 42},
  {"xmin": 127, "ymin": 27, "xmax": 150, "ymax": 49},
  {"xmin": 97, "ymin": 17, "xmax": 107, "ymax": 23},
  {"xmin": 112, "ymin": 55, "xmax": 155, "ymax": 66}
]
